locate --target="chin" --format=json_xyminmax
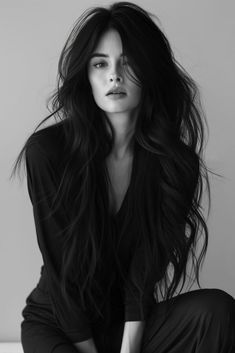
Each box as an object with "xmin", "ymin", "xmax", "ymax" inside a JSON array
[{"xmin": 100, "ymin": 104, "xmax": 129, "ymax": 112}]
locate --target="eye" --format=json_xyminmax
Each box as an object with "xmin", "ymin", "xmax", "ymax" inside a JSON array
[
  {"xmin": 93, "ymin": 62, "xmax": 106, "ymax": 68},
  {"xmin": 121, "ymin": 54, "xmax": 130, "ymax": 64},
  {"xmin": 122, "ymin": 60, "xmax": 129, "ymax": 66}
]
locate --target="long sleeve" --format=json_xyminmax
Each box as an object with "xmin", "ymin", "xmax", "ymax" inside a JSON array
[
  {"xmin": 124, "ymin": 242, "xmax": 157, "ymax": 322},
  {"xmin": 25, "ymin": 140, "xmax": 92, "ymax": 342}
]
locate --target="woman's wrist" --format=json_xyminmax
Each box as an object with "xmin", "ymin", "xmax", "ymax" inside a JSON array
[
  {"xmin": 73, "ymin": 337, "xmax": 98, "ymax": 353},
  {"xmin": 120, "ymin": 321, "xmax": 146, "ymax": 353}
]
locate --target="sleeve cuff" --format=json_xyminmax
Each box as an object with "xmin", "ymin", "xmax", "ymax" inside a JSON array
[
  {"xmin": 124, "ymin": 295, "xmax": 156, "ymax": 322},
  {"xmin": 64, "ymin": 327, "xmax": 93, "ymax": 343},
  {"xmin": 125, "ymin": 304, "xmax": 145, "ymax": 321}
]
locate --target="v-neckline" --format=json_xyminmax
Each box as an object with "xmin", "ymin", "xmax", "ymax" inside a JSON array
[
  {"xmin": 112, "ymin": 183, "xmax": 130, "ymax": 219},
  {"xmin": 111, "ymin": 142, "xmax": 137, "ymax": 220}
]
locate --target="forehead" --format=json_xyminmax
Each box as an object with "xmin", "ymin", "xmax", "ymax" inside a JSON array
[{"xmin": 91, "ymin": 29, "xmax": 123, "ymax": 56}]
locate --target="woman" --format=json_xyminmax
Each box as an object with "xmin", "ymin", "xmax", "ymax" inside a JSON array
[{"xmin": 12, "ymin": 2, "xmax": 235, "ymax": 352}]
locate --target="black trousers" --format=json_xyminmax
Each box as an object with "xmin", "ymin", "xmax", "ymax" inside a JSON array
[{"xmin": 21, "ymin": 288, "xmax": 235, "ymax": 353}]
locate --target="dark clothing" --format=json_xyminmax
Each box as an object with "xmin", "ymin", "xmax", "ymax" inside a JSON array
[
  {"xmin": 21, "ymin": 288, "xmax": 235, "ymax": 352},
  {"xmin": 21, "ymin": 123, "xmax": 235, "ymax": 352},
  {"xmin": 21, "ymin": 123, "xmax": 164, "ymax": 341}
]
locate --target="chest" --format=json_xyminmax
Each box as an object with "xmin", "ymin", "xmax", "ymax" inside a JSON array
[{"xmin": 106, "ymin": 155, "xmax": 133, "ymax": 215}]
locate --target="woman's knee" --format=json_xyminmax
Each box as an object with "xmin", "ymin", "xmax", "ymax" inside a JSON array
[
  {"xmin": 21, "ymin": 319, "xmax": 73, "ymax": 353},
  {"xmin": 177, "ymin": 288, "xmax": 235, "ymax": 322}
]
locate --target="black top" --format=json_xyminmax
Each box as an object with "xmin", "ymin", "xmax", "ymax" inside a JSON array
[{"xmin": 24, "ymin": 122, "xmax": 165, "ymax": 343}]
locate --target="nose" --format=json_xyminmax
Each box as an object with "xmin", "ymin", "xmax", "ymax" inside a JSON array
[{"xmin": 109, "ymin": 73, "xmax": 123, "ymax": 84}]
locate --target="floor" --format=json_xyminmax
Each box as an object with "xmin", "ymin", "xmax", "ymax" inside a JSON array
[{"xmin": 0, "ymin": 343, "xmax": 23, "ymax": 353}]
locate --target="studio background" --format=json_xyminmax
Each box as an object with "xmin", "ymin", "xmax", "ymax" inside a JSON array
[{"xmin": 1, "ymin": 0, "xmax": 234, "ymax": 342}]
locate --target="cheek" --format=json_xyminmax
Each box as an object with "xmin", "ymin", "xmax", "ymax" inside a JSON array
[
  {"xmin": 88, "ymin": 76, "xmax": 105, "ymax": 108},
  {"xmin": 132, "ymin": 86, "xmax": 142, "ymax": 103},
  {"xmin": 126, "ymin": 74, "xmax": 142, "ymax": 99},
  {"xmin": 89, "ymin": 75, "xmax": 104, "ymax": 97}
]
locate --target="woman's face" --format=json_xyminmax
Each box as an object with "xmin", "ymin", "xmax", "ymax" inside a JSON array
[{"xmin": 87, "ymin": 29, "xmax": 142, "ymax": 117}]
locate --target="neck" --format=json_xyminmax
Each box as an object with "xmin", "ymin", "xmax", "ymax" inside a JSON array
[{"xmin": 104, "ymin": 110, "xmax": 138, "ymax": 160}]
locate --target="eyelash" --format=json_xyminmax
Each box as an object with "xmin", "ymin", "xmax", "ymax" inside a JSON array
[
  {"xmin": 93, "ymin": 61, "xmax": 129, "ymax": 69},
  {"xmin": 93, "ymin": 62, "xmax": 105, "ymax": 68}
]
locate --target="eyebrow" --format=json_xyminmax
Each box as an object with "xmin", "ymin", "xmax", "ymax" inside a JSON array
[{"xmin": 89, "ymin": 53, "xmax": 125, "ymax": 59}]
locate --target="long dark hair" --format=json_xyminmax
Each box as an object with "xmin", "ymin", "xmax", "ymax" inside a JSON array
[{"xmin": 11, "ymin": 1, "xmax": 215, "ymax": 322}]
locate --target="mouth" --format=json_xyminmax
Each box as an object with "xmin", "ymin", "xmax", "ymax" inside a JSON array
[
  {"xmin": 106, "ymin": 92, "xmax": 127, "ymax": 100},
  {"xmin": 106, "ymin": 88, "xmax": 127, "ymax": 96},
  {"xmin": 107, "ymin": 92, "xmax": 126, "ymax": 96}
]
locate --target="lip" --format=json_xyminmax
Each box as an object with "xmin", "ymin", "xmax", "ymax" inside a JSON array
[
  {"xmin": 106, "ymin": 87, "xmax": 126, "ymax": 95},
  {"xmin": 107, "ymin": 93, "xmax": 127, "ymax": 100}
]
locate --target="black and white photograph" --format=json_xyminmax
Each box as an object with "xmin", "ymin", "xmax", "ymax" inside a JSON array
[{"xmin": 1, "ymin": 1, "xmax": 235, "ymax": 352}]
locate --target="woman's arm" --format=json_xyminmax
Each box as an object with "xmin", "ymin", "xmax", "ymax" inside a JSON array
[
  {"xmin": 73, "ymin": 338, "xmax": 98, "ymax": 353},
  {"xmin": 25, "ymin": 140, "xmax": 92, "ymax": 342},
  {"xmin": 120, "ymin": 321, "xmax": 146, "ymax": 353}
]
